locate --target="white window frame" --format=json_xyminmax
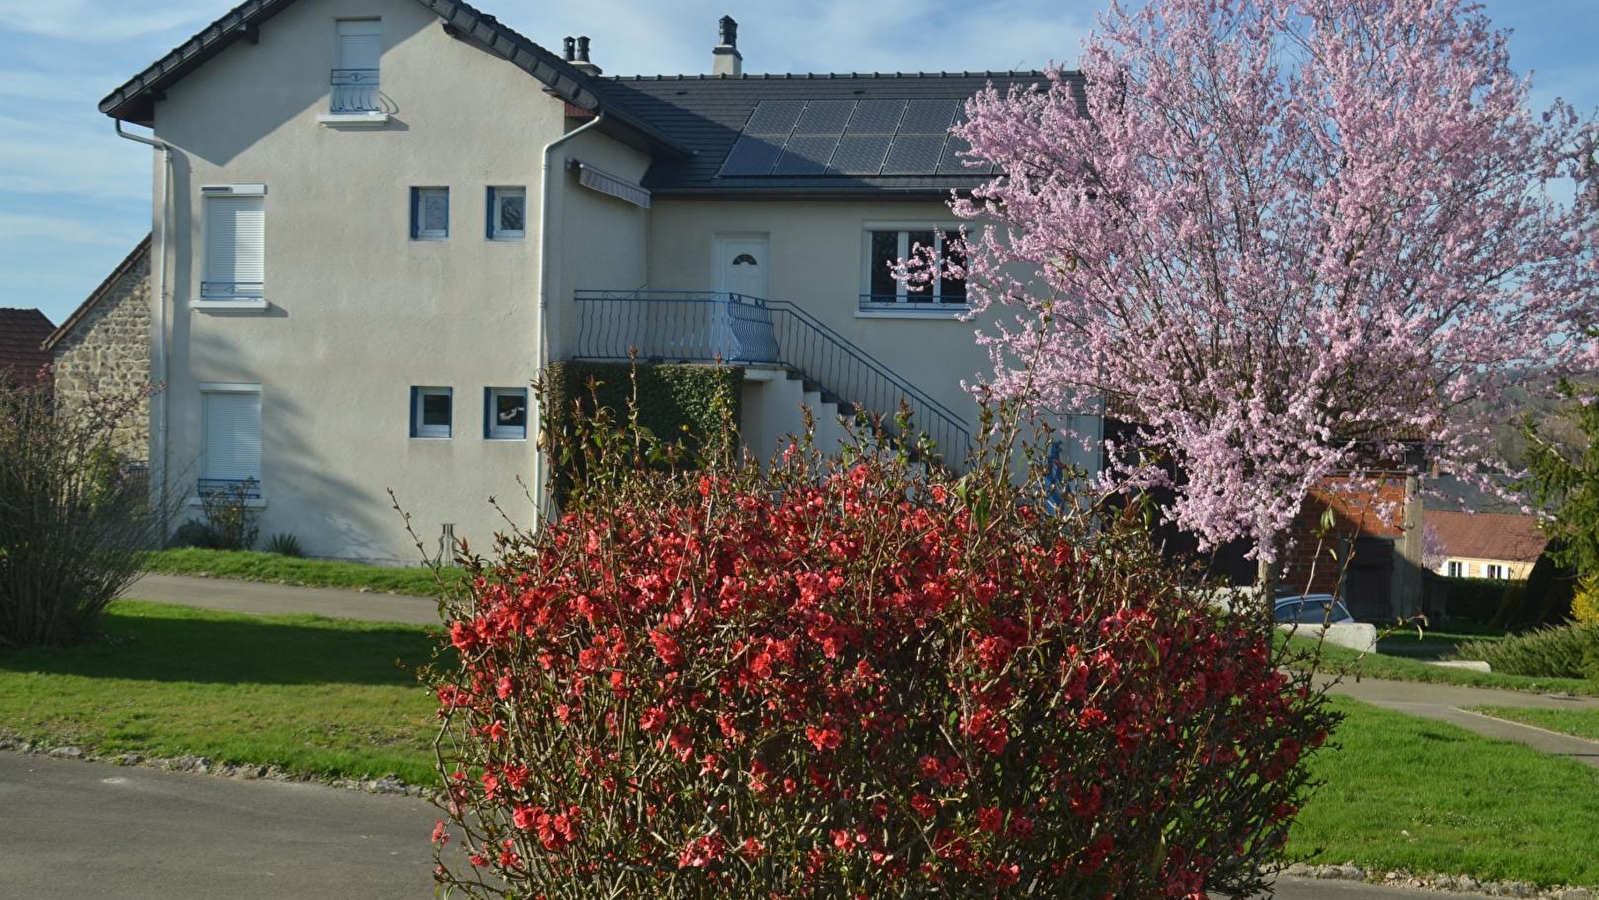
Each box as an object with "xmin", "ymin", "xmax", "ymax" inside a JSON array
[
  {"xmin": 485, "ymin": 387, "xmax": 528, "ymax": 441},
  {"xmin": 488, "ymin": 186, "xmax": 527, "ymax": 241},
  {"xmin": 195, "ymin": 382, "xmax": 264, "ymax": 507},
  {"xmin": 858, "ymin": 221, "xmax": 966, "ymax": 319},
  {"xmin": 411, "ymin": 187, "xmax": 449, "ymax": 240},
  {"xmin": 1446, "ymin": 560, "xmax": 1464, "ymax": 578},
  {"xmin": 411, "ymin": 386, "xmax": 453, "ymax": 439},
  {"xmin": 1485, "ymin": 563, "xmax": 1506, "ymax": 580},
  {"xmin": 196, "ymin": 184, "xmax": 268, "ymax": 311}
]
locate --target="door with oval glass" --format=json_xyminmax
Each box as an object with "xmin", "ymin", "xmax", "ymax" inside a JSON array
[{"xmin": 713, "ymin": 234, "xmax": 768, "ymax": 361}]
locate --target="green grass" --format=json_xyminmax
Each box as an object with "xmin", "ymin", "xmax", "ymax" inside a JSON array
[
  {"xmin": 1375, "ymin": 628, "xmax": 1505, "ymax": 661},
  {"xmin": 0, "ymin": 600, "xmax": 443, "ymax": 784},
  {"xmin": 142, "ymin": 548, "xmax": 465, "ymax": 596},
  {"xmin": 1469, "ymin": 707, "xmax": 1599, "ymax": 741},
  {"xmin": 1289, "ymin": 698, "xmax": 1599, "ymax": 886},
  {"xmin": 1284, "ymin": 634, "xmax": 1599, "ymax": 696},
  {"xmin": 7, "ymin": 604, "xmax": 1599, "ymax": 887}
]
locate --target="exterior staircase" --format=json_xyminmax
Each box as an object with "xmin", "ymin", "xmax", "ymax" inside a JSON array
[{"xmin": 572, "ymin": 290, "xmax": 969, "ymax": 470}]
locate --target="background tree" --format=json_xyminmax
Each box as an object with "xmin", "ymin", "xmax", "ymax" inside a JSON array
[
  {"xmin": 949, "ymin": 0, "xmax": 1598, "ymax": 567},
  {"xmin": 1522, "ymin": 375, "xmax": 1598, "ymax": 596}
]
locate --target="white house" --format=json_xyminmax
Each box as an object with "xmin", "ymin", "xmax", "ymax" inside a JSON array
[{"xmin": 101, "ymin": 0, "xmax": 1098, "ymax": 562}]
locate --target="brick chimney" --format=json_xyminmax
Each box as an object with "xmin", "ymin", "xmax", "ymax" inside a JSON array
[{"xmin": 713, "ymin": 15, "xmax": 742, "ymax": 77}]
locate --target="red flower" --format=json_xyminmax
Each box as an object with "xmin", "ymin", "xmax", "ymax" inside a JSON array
[
  {"xmin": 639, "ymin": 706, "xmax": 668, "ymax": 733},
  {"xmin": 651, "ymin": 629, "xmax": 685, "ymax": 668}
]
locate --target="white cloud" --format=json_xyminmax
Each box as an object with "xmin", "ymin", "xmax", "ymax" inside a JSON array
[{"xmin": 0, "ymin": 0, "xmax": 218, "ymax": 42}]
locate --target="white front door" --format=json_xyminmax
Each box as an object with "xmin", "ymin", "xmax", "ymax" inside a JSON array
[{"xmin": 713, "ymin": 235, "xmax": 768, "ymax": 360}]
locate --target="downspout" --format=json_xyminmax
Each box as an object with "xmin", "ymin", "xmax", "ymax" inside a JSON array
[
  {"xmin": 115, "ymin": 119, "xmax": 174, "ymax": 534},
  {"xmin": 535, "ymin": 110, "xmax": 604, "ymax": 519}
]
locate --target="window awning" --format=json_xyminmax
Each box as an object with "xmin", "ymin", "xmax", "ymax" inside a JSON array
[{"xmin": 572, "ymin": 160, "xmax": 651, "ymax": 208}]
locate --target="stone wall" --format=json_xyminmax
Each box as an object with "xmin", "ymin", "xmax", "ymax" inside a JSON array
[{"xmin": 52, "ymin": 251, "xmax": 152, "ymax": 462}]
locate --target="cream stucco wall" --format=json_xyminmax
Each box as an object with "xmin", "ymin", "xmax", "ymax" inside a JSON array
[
  {"xmin": 1437, "ymin": 557, "xmax": 1535, "ymax": 580},
  {"xmin": 643, "ymin": 200, "xmax": 995, "ymax": 451},
  {"xmin": 152, "ymin": 0, "xmax": 574, "ymax": 561}
]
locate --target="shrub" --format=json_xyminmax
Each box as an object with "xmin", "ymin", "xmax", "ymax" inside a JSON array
[
  {"xmin": 195, "ymin": 479, "xmax": 260, "ymax": 551},
  {"xmin": 1571, "ymin": 575, "xmax": 1599, "ymax": 626},
  {"xmin": 428, "ymin": 404, "xmax": 1338, "ymax": 900},
  {"xmin": 265, "ymin": 532, "xmax": 304, "ymax": 558},
  {"xmin": 1459, "ymin": 624, "xmax": 1599, "ymax": 679},
  {"xmin": 1439, "ymin": 577, "xmax": 1524, "ymax": 625},
  {"xmin": 0, "ymin": 374, "xmax": 163, "ymax": 647}
]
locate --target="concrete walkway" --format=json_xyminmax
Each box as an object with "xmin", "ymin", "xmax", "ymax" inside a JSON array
[
  {"xmin": 122, "ymin": 572, "xmax": 441, "ymax": 625},
  {"xmin": 1327, "ymin": 677, "xmax": 1599, "ymax": 768},
  {"xmin": 0, "ymin": 751, "xmax": 1528, "ymax": 900},
  {"xmin": 124, "ymin": 575, "xmax": 1599, "ymax": 760}
]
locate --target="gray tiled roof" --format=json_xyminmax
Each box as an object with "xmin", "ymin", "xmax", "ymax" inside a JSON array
[
  {"xmin": 597, "ymin": 72, "xmax": 1069, "ymax": 196},
  {"xmin": 99, "ymin": 0, "xmax": 1076, "ymax": 195}
]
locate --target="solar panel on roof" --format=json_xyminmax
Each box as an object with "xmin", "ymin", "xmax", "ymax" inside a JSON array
[
  {"xmin": 744, "ymin": 100, "xmax": 805, "ymax": 135},
  {"xmin": 899, "ymin": 99, "xmax": 958, "ymax": 134},
  {"xmin": 845, "ymin": 99, "xmax": 907, "ymax": 135},
  {"xmin": 829, "ymin": 135, "xmax": 892, "ymax": 175},
  {"xmin": 772, "ymin": 135, "xmax": 838, "ymax": 175},
  {"xmin": 882, "ymin": 134, "xmax": 946, "ymax": 174},
  {"xmin": 793, "ymin": 100, "xmax": 855, "ymax": 135},
  {"xmin": 719, "ymin": 135, "xmax": 785, "ymax": 176},
  {"xmin": 936, "ymin": 134, "xmax": 980, "ymax": 175}
]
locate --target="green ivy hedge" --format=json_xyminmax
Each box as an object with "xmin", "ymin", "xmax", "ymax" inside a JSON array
[
  {"xmin": 1440, "ymin": 576, "xmax": 1526, "ymax": 625},
  {"xmin": 543, "ymin": 362, "xmax": 742, "ymax": 501}
]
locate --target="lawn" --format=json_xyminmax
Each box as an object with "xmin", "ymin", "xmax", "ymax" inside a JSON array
[
  {"xmin": 1469, "ymin": 706, "xmax": 1599, "ymax": 741},
  {"xmin": 6, "ymin": 604, "xmax": 1599, "ymax": 887},
  {"xmin": 1284, "ymin": 634, "xmax": 1599, "ymax": 697},
  {"xmin": 141, "ymin": 548, "xmax": 465, "ymax": 596},
  {"xmin": 1375, "ymin": 627, "xmax": 1504, "ymax": 661},
  {"xmin": 0, "ymin": 600, "xmax": 443, "ymax": 785},
  {"xmin": 1287, "ymin": 698, "xmax": 1599, "ymax": 887}
]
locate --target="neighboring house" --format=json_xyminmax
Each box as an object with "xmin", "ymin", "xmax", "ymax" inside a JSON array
[
  {"xmin": 44, "ymin": 235, "xmax": 154, "ymax": 463},
  {"xmin": 0, "ymin": 308, "xmax": 55, "ymax": 385},
  {"xmin": 1279, "ymin": 472, "xmax": 1427, "ymax": 621},
  {"xmin": 1426, "ymin": 510, "xmax": 1546, "ymax": 580},
  {"xmin": 99, "ymin": 0, "xmax": 1090, "ymax": 561}
]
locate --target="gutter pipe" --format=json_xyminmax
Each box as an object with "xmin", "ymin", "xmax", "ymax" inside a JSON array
[
  {"xmin": 534, "ymin": 110, "xmax": 605, "ymax": 519},
  {"xmin": 115, "ymin": 119, "xmax": 174, "ymax": 532}
]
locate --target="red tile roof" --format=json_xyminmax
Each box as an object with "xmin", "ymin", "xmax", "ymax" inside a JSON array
[
  {"xmin": 1426, "ymin": 510, "xmax": 1547, "ymax": 564},
  {"xmin": 0, "ymin": 308, "xmax": 54, "ymax": 382}
]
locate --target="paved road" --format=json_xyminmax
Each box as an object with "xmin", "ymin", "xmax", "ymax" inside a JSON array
[{"xmin": 0, "ymin": 752, "xmax": 1510, "ymax": 900}]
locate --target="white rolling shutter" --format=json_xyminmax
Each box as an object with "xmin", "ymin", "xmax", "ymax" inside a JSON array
[
  {"xmin": 203, "ymin": 390, "xmax": 262, "ymax": 483},
  {"xmin": 204, "ymin": 195, "xmax": 264, "ymax": 296},
  {"xmin": 337, "ymin": 20, "xmax": 381, "ymax": 71}
]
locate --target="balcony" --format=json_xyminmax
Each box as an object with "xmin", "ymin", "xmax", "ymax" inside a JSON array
[{"xmin": 327, "ymin": 69, "xmax": 383, "ymax": 118}]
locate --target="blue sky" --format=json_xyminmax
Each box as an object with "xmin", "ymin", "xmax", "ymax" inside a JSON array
[{"xmin": 0, "ymin": 0, "xmax": 1595, "ymax": 326}]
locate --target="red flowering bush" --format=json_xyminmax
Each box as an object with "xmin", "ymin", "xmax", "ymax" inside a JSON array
[{"xmin": 429, "ymin": 401, "xmax": 1336, "ymax": 899}]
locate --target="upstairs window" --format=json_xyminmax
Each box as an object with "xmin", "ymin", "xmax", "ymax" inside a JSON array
[
  {"xmin": 411, "ymin": 187, "xmax": 449, "ymax": 240},
  {"xmin": 332, "ymin": 19, "xmax": 381, "ymax": 113},
  {"xmin": 863, "ymin": 228, "xmax": 966, "ymax": 309},
  {"xmin": 1485, "ymin": 563, "xmax": 1507, "ymax": 579},
  {"xmin": 201, "ymin": 184, "xmax": 265, "ymax": 303},
  {"xmin": 488, "ymin": 187, "xmax": 526, "ymax": 241},
  {"xmin": 1446, "ymin": 560, "xmax": 1464, "ymax": 577}
]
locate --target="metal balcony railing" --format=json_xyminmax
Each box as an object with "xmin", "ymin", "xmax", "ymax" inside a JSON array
[
  {"xmin": 330, "ymin": 69, "xmax": 381, "ymax": 113},
  {"xmin": 574, "ymin": 290, "xmax": 971, "ymax": 468}
]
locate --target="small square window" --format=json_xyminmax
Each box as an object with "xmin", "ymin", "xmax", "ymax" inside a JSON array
[
  {"xmin": 488, "ymin": 186, "xmax": 526, "ymax": 241},
  {"xmin": 411, "ymin": 387, "xmax": 452, "ymax": 438},
  {"xmin": 411, "ymin": 187, "xmax": 449, "ymax": 240},
  {"xmin": 485, "ymin": 387, "xmax": 528, "ymax": 440}
]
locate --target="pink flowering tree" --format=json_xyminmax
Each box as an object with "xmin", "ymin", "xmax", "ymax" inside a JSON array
[{"xmin": 949, "ymin": 0, "xmax": 1598, "ymax": 565}]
